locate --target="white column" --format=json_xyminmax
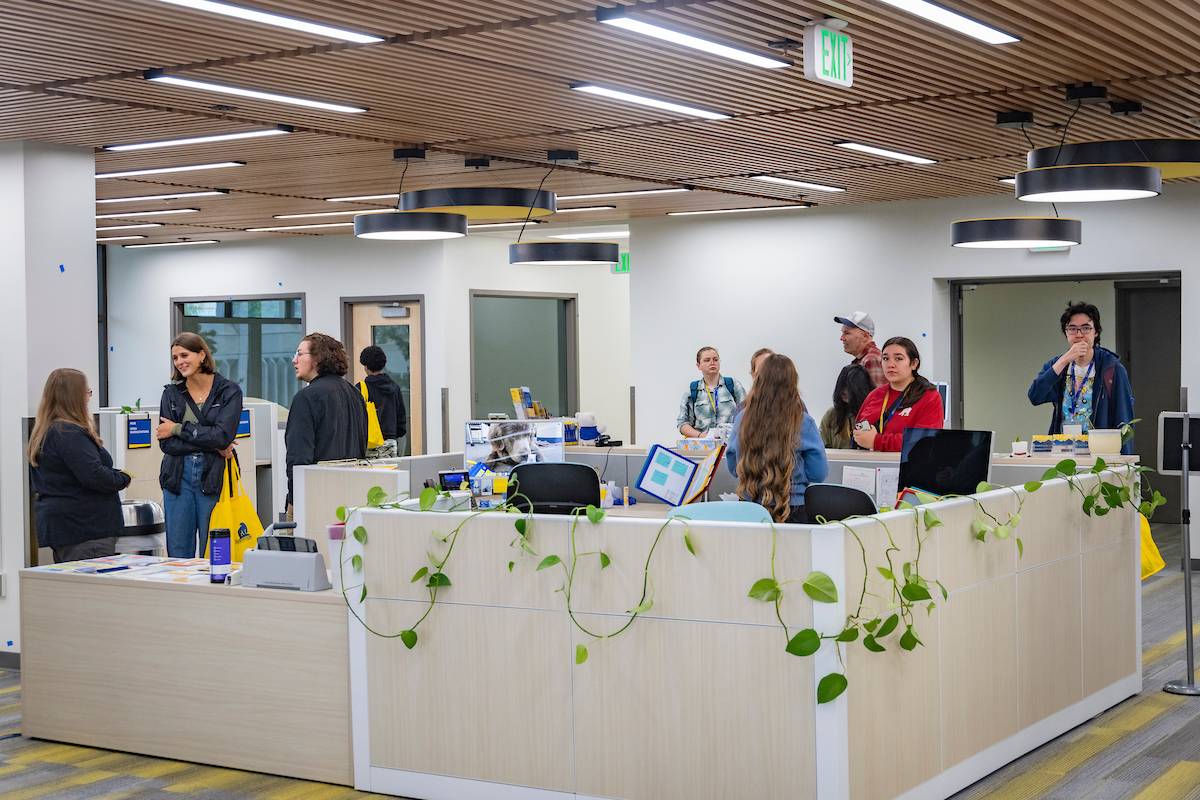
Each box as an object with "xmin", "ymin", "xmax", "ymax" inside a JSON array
[{"xmin": 0, "ymin": 141, "xmax": 98, "ymax": 653}]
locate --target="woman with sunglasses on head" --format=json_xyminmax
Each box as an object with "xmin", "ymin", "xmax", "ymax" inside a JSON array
[
  {"xmin": 29, "ymin": 369, "xmax": 132, "ymax": 563},
  {"xmin": 853, "ymin": 337, "xmax": 944, "ymax": 452},
  {"xmin": 156, "ymin": 332, "xmax": 243, "ymax": 558},
  {"xmin": 1028, "ymin": 301, "xmax": 1134, "ymax": 454}
]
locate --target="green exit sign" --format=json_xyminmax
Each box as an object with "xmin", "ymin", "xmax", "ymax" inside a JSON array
[
  {"xmin": 611, "ymin": 252, "xmax": 630, "ymax": 275},
  {"xmin": 804, "ymin": 24, "xmax": 853, "ymax": 88}
]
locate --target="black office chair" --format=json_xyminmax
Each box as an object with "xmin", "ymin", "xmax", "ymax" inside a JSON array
[
  {"xmin": 805, "ymin": 483, "xmax": 877, "ymax": 522},
  {"xmin": 507, "ymin": 463, "xmax": 601, "ymax": 515}
]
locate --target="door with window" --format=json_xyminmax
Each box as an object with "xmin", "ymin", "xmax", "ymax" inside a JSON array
[{"xmin": 346, "ymin": 299, "xmax": 424, "ymax": 456}]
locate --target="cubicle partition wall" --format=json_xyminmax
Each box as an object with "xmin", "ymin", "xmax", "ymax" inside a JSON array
[{"xmin": 336, "ymin": 469, "xmax": 1140, "ymax": 800}]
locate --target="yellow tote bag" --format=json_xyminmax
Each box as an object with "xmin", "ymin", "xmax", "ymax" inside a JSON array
[
  {"xmin": 206, "ymin": 454, "xmax": 264, "ymax": 562},
  {"xmin": 1140, "ymin": 513, "xmax": 1165, "ymax": 580},
  {"xmin": 359, "ymin": 381, "xmax": 385, "ymax": 450}
]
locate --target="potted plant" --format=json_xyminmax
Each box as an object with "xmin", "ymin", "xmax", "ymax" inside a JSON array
[{"xmin": 1011, "ymin": 435, "xmax": 1028, "ymax": 457}]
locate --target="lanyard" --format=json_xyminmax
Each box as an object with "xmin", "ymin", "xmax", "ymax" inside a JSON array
[
  {"xmin": 706, "ymin": 380, "xmax": 719, "ymax": 412},
  {"xmin": 878, "ymin": 390, "xmax": 901, "ymax": 432},
  {"xmin": 1068, "ymin": 361, "xmax": 1094, "ymax": 416}
]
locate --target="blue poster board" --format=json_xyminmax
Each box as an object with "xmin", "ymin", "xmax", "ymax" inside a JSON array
[
  {"xmin": 633, "ymin": 444, "xmax": 698, "ymax": 506},
  {"xmin": 127, "ymin": 417, "xmax": 151, "ymax": 449},
  {"xmin": 236, "ymin": 408, "xmax": 252, "ymax": 439}
]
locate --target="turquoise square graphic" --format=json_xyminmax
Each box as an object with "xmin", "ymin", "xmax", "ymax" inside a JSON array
[{"xmin": 650, "ymin": 470, "xmax": 668, "ymax": 486}]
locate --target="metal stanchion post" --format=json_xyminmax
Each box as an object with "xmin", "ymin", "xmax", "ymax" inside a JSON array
[{"xmin": 1165, "ymin": 387, "xmax": 1200, "ymax": 696}]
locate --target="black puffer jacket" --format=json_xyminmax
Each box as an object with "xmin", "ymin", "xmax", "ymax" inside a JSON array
[{"xmin": 158, "ymin": 374, "xmax": 244, "ymax": 495}]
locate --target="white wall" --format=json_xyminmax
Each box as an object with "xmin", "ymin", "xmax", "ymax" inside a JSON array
[
  {"xmin": 106, "ymin": 232, "xmax": 632, "ymax": 451},
  {"xmin": 630, "ymin": 186, "xmax": 1200, "ymax": 447}
]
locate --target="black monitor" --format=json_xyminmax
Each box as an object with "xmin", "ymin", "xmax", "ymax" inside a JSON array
[
  {"xmin": 506, "ymin": 463, "xmax": 601, "ymax": 515},
  {"xmin": 899, "ymin": 428, "xmax": 994, "ymax": 497},
  {"xmin": 1158, "ymin": 413, "xmax": 1200, "ymax": 476}
]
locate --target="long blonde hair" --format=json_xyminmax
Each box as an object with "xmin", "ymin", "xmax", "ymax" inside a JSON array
[
  {"xmin": 736, "ymin": 354, "xmax": 806, "ymax": 522},
  {"xmin": 28, "ymin": 368, "xmax": 100, "ymax": 466}
]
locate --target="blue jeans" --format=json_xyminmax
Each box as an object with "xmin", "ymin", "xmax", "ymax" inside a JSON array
[{"xmin": 163, "ymin": 454, "xmax": 218, "ymax": 558}]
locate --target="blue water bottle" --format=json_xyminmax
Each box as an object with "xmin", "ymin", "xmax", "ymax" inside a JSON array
[{"xmin": 209, "ymin": 528, "xmax": 231, "ymax": 583}]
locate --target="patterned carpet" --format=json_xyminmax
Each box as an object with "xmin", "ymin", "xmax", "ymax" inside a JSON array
[{"xmin": 2, "ymin": 525, "xmax": 1199, "ymax": 798}]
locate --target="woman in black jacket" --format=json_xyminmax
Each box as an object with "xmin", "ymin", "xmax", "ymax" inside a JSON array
[
  {"xmin": 156, "ymin": 332, "xmax": 243, "ymax": 558},
  {"xmin": 29, "ymin": 368, "xmax": 131, "ymax": 563}
]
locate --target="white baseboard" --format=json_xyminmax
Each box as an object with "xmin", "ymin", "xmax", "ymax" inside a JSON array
[{"xmin": 367, "ymin": 767, "xmax": 575, "ymax": 800}]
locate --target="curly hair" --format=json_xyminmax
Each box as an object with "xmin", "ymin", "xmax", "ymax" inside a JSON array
[
  {"xmin": 302, "ymin": 333, "xmax": 349, "ymax": 377},
  {"xmin": 359, "ymin": 345, "xmax": 387, "ymax": 373},
  {"xmin": 735, "ymin": 354, "xmax": 806, "ymax": 523}
]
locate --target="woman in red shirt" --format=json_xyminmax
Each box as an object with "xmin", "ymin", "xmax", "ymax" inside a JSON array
[{"xmin": 852, "ymin": 337, "xmax": 944, "ymax": 452}]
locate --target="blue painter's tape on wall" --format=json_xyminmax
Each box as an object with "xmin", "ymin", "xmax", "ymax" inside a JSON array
[{"xmin": 58, "ymin": 264, "xmax": 65, "ymax": 273}]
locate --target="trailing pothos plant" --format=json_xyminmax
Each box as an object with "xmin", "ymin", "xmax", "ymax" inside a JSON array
[
  {"xmin": 1022, "ymin": 456, "xmax": 1165, "ymax": 520},
  {"xmin": 747, "ymin": 506, "xmax": 946, "ymax": 705}
]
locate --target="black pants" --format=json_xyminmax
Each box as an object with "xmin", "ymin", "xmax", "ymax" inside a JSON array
[
  {"xmin": 52, "ymin": 537, "xmax": 118, "ymax": 564},
  {"xmin": 786, "ymin": 506, "xmax": 809, "ymax": 524}
]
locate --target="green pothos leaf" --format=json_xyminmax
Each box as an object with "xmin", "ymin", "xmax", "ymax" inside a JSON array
[
  {"xmin": 418, "ymin": 486, "xmax": 438, "ymax": 511},
  {"xmin": 877, "ymin": 566, "xmax": 895, "ymax": 581},
  {"xmin": 836, "ymin": 627, "xmax": 859, "ymax": 643},
  {"xmin": 575, "ymin": 644, "xmax": 588, "ymax": 665},
  {"xmin": 923, "ymin": 509, "xmax": 942, "ymax": 529},
  {"xmin": 901, "ymin": 582, "xmax": 932, "ymax": 602},
  {"xmin": 366, "ymin": 485, "xmax": 386, "ymax": 507},
  {"xmin": 336, "ymin": 505, "xmax": 347, "ymax": 522},
  {"xmin": 785, "ymin": 628, "xmax": 821, "ymax": 657},
  {"xmin": 817, "ymin": 673, "xmax": 848, "ymax": 704},
  {"xmin": 351, "ymin": 554, "xmax": 363, "ymax": 572},
  {"xmin": 507, "ymin": 561, "xmax": 514, "ymax": 572},
  {"xmin": 936, "ymin": 580, "xmax": 949, "ymax": 601},
  {"xmin": 359, "ymin": 584, "xmax": 367, "ymax": 603},
  {"xmin": 585, "ymin": 504, "xmax": 606, "ymax": 524},
  {"xmin": 863, "ymin": 635, "xmax": 886, "ymax": 653},
  {"xmin": 629, "ymin": 596, "xmax": 653, "ymax": 615},
  {"xmin": 514, "ymin": 517, "xmax": 527, "ymax": 536},
  {"xmin": 748, "ymin": 578, "xmax": 782, "ymax": 603},
  {"xmin": 899, "ymin": 626, "xmax": 921, "ymax": 651},
  {"xmin": 427, "ymin": 572, "xmax": 451, "ymax": 588},
  {"xmin": 1016, "ymin": 538, "xmax": 1024, "ymax": 558},
  {"xmin": 537, "ymin": 555, "xmax": 562, "ymax": 571},
  {"xmin": 353, "ymin": 525, "xmax": 368, "ymax": 544},
  {"xmin": 411, "ymin": 566, "xmax": 428, "ymax": 583},
  {"xmin": 400, "ymin": 629, "xmax": 417, "ymax": 649},
  {"xmin": 802, "ymin": 571, "xmax": 838, "ymax": 604},
  {"xmin": 599, "ymin": 551, "xmax": 612, "ymax": 569},
  {"xmin": 876, "ymin": 613, "xmax": 899, "ymax": 638},
  {"xmin": 683, "ymin": 531, "xmax": 697, "ymax": 556},
  {"xmin": 1024, "ymin": 481, "xmax": 1043, "ymax": 493}
]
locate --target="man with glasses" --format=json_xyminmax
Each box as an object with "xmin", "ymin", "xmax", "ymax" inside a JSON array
[
  {"xmin": 284, "ymin": 333, "xmax": 368, "ymax": 516},
  {"xmin": 1028, "ymin": 301, "xmax": 1135, "ymax": 454}
]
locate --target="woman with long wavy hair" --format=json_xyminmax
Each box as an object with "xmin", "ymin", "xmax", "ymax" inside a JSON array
[
  {"xmin": 29, "ymin": 368, "xmax": 131, "ymax": 562},
  {"xmin": 725, "ymin": 354, "xmax": 828, "ymax": 523}
]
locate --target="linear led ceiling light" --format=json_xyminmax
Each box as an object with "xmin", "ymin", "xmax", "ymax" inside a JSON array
[
  {"xmin": 156, "ymin": 0, "xmax": 383, "ymax": 43},
  {"xmin": 247, "ymin": 222, "xmax": 354, "ymax": 232},
  {"xmin": 570, "ymin": 83, "xmax": 729, "ymax": 120},
  {"xmin": 834, "ymin": 140, "xmax": 936, "ymax": 164},
  {"xmin": 96, "ymin": 223, "xmax": 164, "ymax": 231},
  {"xmin": 997, "ymin": 176, "xmax": 1016, "ymax": 185},
  {"xmin": 550, "ymin": 230, "xmax": 629, "ymax": 239},
  {"xmin": 96, "ymin": 161, "xmax": 246, "ymax": 178},
  {"xmin": 557, "ymin": 188, "xmax": 690, "ymax": 201},
  {"xmin": 951, "ymin": 217, "xmax": 1081, "ymax": 249},
  {"xmin": 509, "ymin": 241, "xmax": 620, "ymax": 265},
  {"xmin": 326, "ymin": 193, "xmax": 399, "ymax": 202},
  {"xmin": 95, "ymin": 208, "xmax": 200, "ymax": 219},
  {"xmin": 124, "ymin": 239, "xmax": 220, "ymax": 248},
  {"xmin": 667, "ymin": 204, "xmax": 812, "ymax": 216},
  {"xmin": 596, "ymin": 5, "xmax": 790, "ymax": 68},
  {"xmin": 145, "ymin": 71, "xmax": 367, "ymax": 113},
  {"xmin": 875, "ymin": 0, "xmax": 1019, "ymax": 45},
  {"xmin": 97, "ymin": 190, "xmax": 228, "ymax": 204},
  {"xmin": 354, "ymin": 211, "xmax": 468, "ymax": 240},
  {"xmin": 555, "ymin": 205, "xmax": 617, "ymax": 213},
  {"xmin": 751, "ymin": 175, "xmax": 845, "ymax": 192},
  {"xmin": 467, "ymin": 221, "xmax": 545, "ymax": 230},
  {"xmin": 1015, "ymin": 165, "xmax": 1161, "ymax": 203},
  {"xmin": 104, "ymin": 128, "xmax": 290, "ymax": 151},
  {"xmin": 401, "ymin": 187, "xmax": 556, "ymax": 220},
  {"xmin": 273, "ymin": 209, "xmax": 391, "ymax": 220},
  {"xmin": 96, "ymin": 235, "xmax": 147, "ymax": 242}
]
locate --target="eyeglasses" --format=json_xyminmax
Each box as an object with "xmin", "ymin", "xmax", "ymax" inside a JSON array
[
  {"xmin": 294, "ymin": 349, "xmax": 313, "ymax": 358},
  {"xmin": 1065, "ymin": 325, "xmax": 1095, "ymax": 335}
]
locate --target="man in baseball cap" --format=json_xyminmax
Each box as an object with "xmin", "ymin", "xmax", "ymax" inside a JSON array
[{"xmin": 819, "ymin": 312, "xmax": 886, "ymax": 449}]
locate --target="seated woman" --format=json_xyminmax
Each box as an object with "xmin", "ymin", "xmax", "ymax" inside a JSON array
[
  {"xmin": 853, "ymin": 337, "xmax": 943, "ymax": 452},
  {"xmin": 725, "ymin": 354, "xmax": 828, "ymax": 523}
]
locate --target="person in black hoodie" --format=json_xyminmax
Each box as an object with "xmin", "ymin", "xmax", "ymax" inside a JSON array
[
  {"xmin": 156, "ymin": 332, "xmax": 243, "ymax": 558},
  {"xmin": 286, "ymin": 333, "xmax": 368, "ymax": 512},
  {"xmin": 358, "ymin": 345, "xmax": 408, "ymax": 458},
  {"xmin": 29, "ymin": 368, "xmax": 131, "ymax": 562}
]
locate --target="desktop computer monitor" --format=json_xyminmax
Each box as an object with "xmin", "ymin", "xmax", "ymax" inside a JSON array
[
  {"xmin": 464, "ymin": 419, "xmax": 565, "ymax": 473},
  {"xmin": 899, "ymin": 428, "xmax": 994, "ymax": 498}
]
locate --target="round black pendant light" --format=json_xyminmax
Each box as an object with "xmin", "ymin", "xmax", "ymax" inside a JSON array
[
  {"xmin": 402, "ymin": 187, "xmax": 557, "ymax": 220},
  {"xmin": 951, "ymin": 217, "xmax": 1082, "ymax": 249},
  {"xmin": 1027, "ymin": 138, "xmax": 1200, "ymax": 179},
  {"xmin": 354, "ymin": 211, "xmax": 467, "ymax": 240},
  {"xmin": 1015, "ymin": 164, "xmax": 1161, "ymax": 203},
  {"xmin": 509, "ymin": 241, "xmax": 620, "ymax": 265}
]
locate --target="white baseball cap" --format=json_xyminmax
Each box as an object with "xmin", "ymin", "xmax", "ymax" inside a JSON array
[{"xmin": 834, "ymin": 311, "xmax": 875, "ymax": 336}]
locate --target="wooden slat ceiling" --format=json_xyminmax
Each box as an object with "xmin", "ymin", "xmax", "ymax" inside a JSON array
[{"xmin": 2, "ymin": 0, "xmax": 1198, "ymax": 242}]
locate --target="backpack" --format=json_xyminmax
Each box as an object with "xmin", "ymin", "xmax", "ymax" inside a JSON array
[{"xmin": 689, "ymin": 377, "xmax": 736, "ymax": 413}]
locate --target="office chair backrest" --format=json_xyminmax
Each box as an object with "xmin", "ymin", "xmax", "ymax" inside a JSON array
[
  {"xmin": 666, "ymin": 501, "xmax": 772, "ymax": 524},
  {"xmin": 805, "ymin": 483, "xmax": 877, "ymax": 522},
  {"xmin": 507, "ymin": 463, "xmax": 601, "ymax": 515}
]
